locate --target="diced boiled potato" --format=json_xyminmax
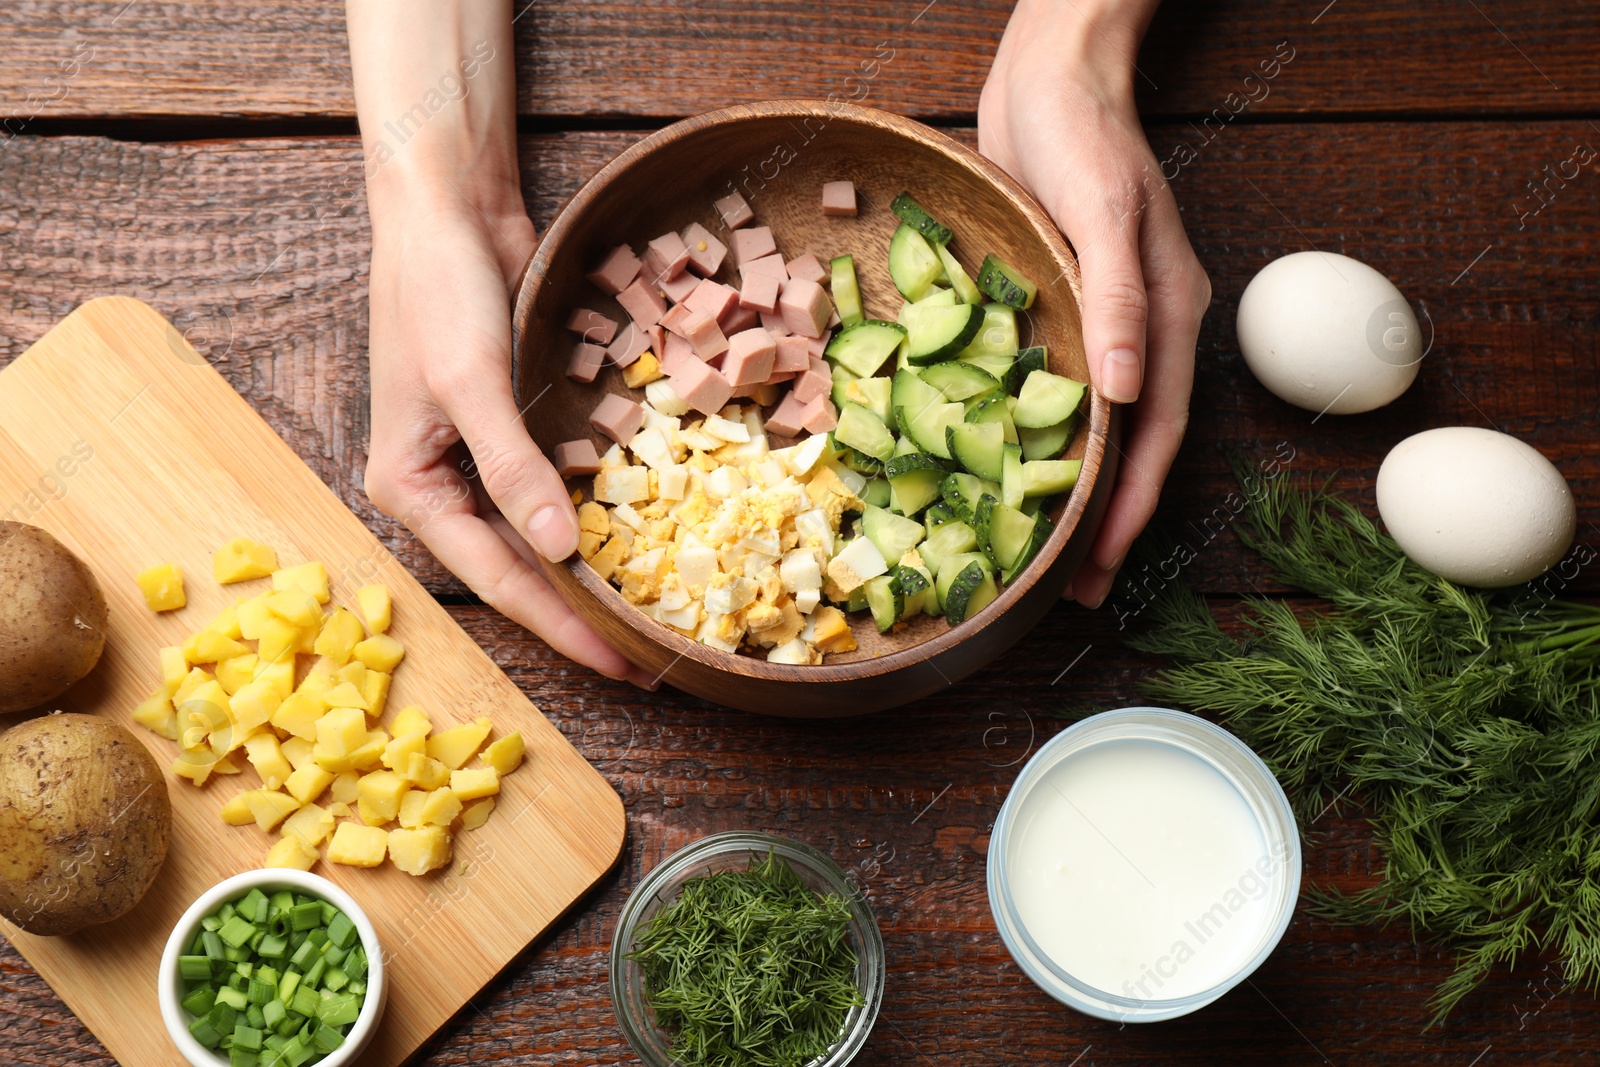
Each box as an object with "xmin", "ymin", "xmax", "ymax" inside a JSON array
[
  {"xmin": 419, "ymin": 787, "xmax": 462, "ymax": 827},
  {"xmin": 313, "ymin": 607, "xmax": 365, "ymax": 665},
  {"xmin": 171, "ymin": 750, "xmax": 218, "ymax": 787},
  {"xmin": 327, "ymin": 801, "xmax": 351, "ymax": 819},
  {"xmin": 315, "ymin": 707, "xmax": 368, "ymax": 758},
  {"xmin": 297, "ymin": 669, "xmax": 335, "ymax": 700},
  {"xmin": 346, "ymin": 729, "xmax": 388, "ymax": 772},
  {"xmin": 449, "ymin": 767, "xmax": 500, "ymax": 801},
  {"xmin": 257, "ymin": 616, "xmax": 303, "ymax": 667},
  {"xmin": 387, "ymin": 825, "xmax": 452, "ymax": 877},
  {"xmin": 382, "ymin": 731, "xmax": 427, "ymax": 773},
  {"xmin": 264, "ymin": 834, "xmax": 319, "ymax": 871},
  {"xmin": 184, "ymin": 630, "xmax": 250, "ymax": 665},
  {"xmin": 237, "ymin": 594, "xmax": 273, "ymax": 640},
  {"xmin": 271, "ymin": 562, "xmax": 330, "ymax": 604},
  {"xmin": 403, "ymin": 753, "xmax": 451, "ymax": 790},
  {"xmin": 280, "ymin": 802, "xmax": 335, "ymax": 847},
  {"xmin": 215, "ymin": 653, "xmax": 259, "ymax": 695},
  {"xmin": 219, "ymin": 793, "xmax": 256, "ymax": 826},
  {"xmin": 327, "ymin": 822, "xmax": 387, "ymax": 867},
  {"xmin": 284, "ymin": 763, "xmax": 335, "ymax": 805},
  {"xmin": 353, "ymin": 634, "xmax": 404, "ymax": 673},
  {"xmin": 243, "ymin": 733, "xmax": 293, "ymax": 790},
  {"xmin": 214, "ymin": 538, "xmax": 279, "ymax": 584},
  {"xmin": 267, "ymin": 588, "xmax": 322, "ymax": 628},
  {"xmin": 482, "ymin": 732, "xmax": 525, "ymax": 776},
  {"xmin": 460, "ymin": 797, "xmax": 496, "ymax": 831},
  {"xmin": 321, "ymin": 682, "xmax": 369, "ymax": 712},
  {"xmin": 335, "ymin": 660, "xmax": 368, "ymax": 688},
  {"xmin": 426, "ymin": 720, "xmax": 492, "ymax": 770},
  {"xmin": 208, "ymin": 603, "xmax": 244, "ymax": 640},
  {"xmin": 136, "ymin": 562, "xmax": 187, "ymax": 612},
  {"xmin": 360, "ymin": 670, "xmax": 391, "ymax": 720},
  {"xmin": 229, "ymin": 678, "xmax": 282, "ymax": 733},
  {"xmin": 281, "ymin": 735, "xmax": 314, "ymax": 770},
  {"xmin": 132, "ymin": 693, "xmax": 178, "ymax": 739},
  {"xmin": 159, "ymin": 646, "xmax": 189, "ymax": 695},
  {"xmin": 390, "ymin": 705, "xmax": 432, "ymax": 738},
  {"xmin": 243, "ymin": 789, "xmax": 301, "ymax": 833},
  {"xmin": 356, "ymin": 770, "xmax": 409, "ymax": 824},
  {"xmin": 396, "ymin": 789, "xmax": 429, "ymax": 829},
  {"xmin": 356, "ymin": 584, "xmax": 391, "ymax": 635},
  {"xmin": 330, "ymin": 770, "xmax": 361, "ymax": 804},
  {"xmin": 254, "ymin": 658, "xmax": 295, "ymax": 702},
  {"xmin": 271, "ymin": 693, "xmax": 325, "ymax": 741}
]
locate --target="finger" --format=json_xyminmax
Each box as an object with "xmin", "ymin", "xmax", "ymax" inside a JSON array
[
  {"xmin": 431, "ymin": 350, "xmax": 580, "ymax": 565},
  {"xmin": 1067, "ymin": 191, "xmax": 1150, "ymax": 405}
]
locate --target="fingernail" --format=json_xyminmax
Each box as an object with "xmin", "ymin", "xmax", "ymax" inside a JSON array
[
  {"xmin": 527, "ymin": 505, "xmax": 579, "ymax": 562},
  {"xmin": 629, "ymin": 668, "xmax": 662, "ymax": 692},
  {"xmin": 1102, "ymin": 348, "xmax": 1142, "ymax": 403}
]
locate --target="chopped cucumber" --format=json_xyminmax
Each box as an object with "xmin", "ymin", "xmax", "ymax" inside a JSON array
[
  {"xmin": 893, "ymin": 562, "xmax": 936, "ymax": 619},
  {"xmin": 976, "ymin": 254, "xmax": 1038, "ymax": 309},
  {"xmin": 1018, "ymin": 418, "xmax": 1074, "ymax": 461},
  {"xmin": 863, "ymin": 573, "xmax": 904, "ymax": 632},
  {"xmin": 889, "ymin": 192, "xmax": 954, "ymax": 245},
  {"xmin": 862, "ymin": 505, "xmax": 926, "ymax": 566},
  {"xmin": 919, "ymin": 520, "xmax": 977, "ymax": 577},
  {"xmin": 885, "ymin": 452, "xmax": 947, "ymax": 516},
  {"xmin": 913, "ymin": 287, "xmax": 959, "ymax": 308},
  {"xmin": 888, "ymin": 224, "xmax": 943, "ymax": 302},
  {"xmin": 1021, "ymin": 459, "xmax": 1082, "ymax": 497},
  {"xmin": 921, "ymin": 361, "xmax": 1000, "ymax": 402},
  {"xmin": 962, "ymin": 388, "xmax": 1005, "ymax": 416},
  {"xmin": 957, "ymin": 304, "xmax": 1019, "ymax": 366},
  {"xmin": 826, "ymin": 320, "xmax": 908, "ymax": 378},
  {"xmin": 941, "ymin": 471, "xmax": 1002, "ymax": 522},
  {"xmin": 897, "ymin": 386, "xmax": 963, "ymax": 460},
  {"xmin": 923, "ymin": 502, "xmax": 958, "ymax": 528},
  {"xmin": 841, "ymin": 375, "xmax": 895, "ymax": 430},
  {"xmin": 904, "ymin": 303, "xmax": 985, "ymax": 366},
  {"xmin": 1004, "ymin": 511, "xmax": 1054, "ymax": 583},
  {"xmin": 966, "ymin": 394, "xmax": 1019, "ymax": 444},
  {"xmin": 1000, "ymin": 442, "xmax": 1024, "ymax": 509},
  {"xmin": 1013, "ymin": 370, "xmax": 1087, "ymax": 429},
  {"xmin": 983, "ymin": 501, "xmax": 1038, "ymax": 571},
  {"xmin": 1007, "ymin": 346, "xmax": 1047, "ymax": 393},
  {"xmin": 935, "ymin": 243, "xmax": 983, "ymax": 304},
  {"xmin": 836, "ymin": 447, "xmax": 885, "ymax": 476},
  {"xmin": 972, "ymin": 492, "xmax": 1000, "ymax": 556},
  {"xmin": 936, "ymin": 553, "xmax": 998, "ymax": 622},
  {"xmin": 892, "ymin": 433, "xmax": 920, "ymax": 458},
  {"xmin": 830, "ymin": 255, "xmax": 865, "ymax": 327},
  {"xmin": 835, "ymin": 402, "xmax": 896, "ymax": 461},
  {"xmin": 860, "ymin": 476, "xmax": 891, "ymax": 508},
  {"xmin": 945, "ymin": 420, "xmax": 1006, "ymax": 481}
]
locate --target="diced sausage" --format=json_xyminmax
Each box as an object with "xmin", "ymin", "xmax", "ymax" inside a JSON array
[
  {"xmin": 729, "ymin": 225, "xmax": 777, "ymax": 267},
  {"xmin": 667, "ymin": 356, "xmax": 734, "ymax": 416},
  {"xmin": 720, "ymin": 303, "xmax": 761, "ymax": 335},
  {"xmin": 567, "ymin": 341, "xmax": 606, "ymax": 383},
  {"xmin": 805, "ymin": 332, "xmax": 831, "ymax": 359},
  {"xmin": 566, "ymin": 307, "xmax": 619, "ymax": 345},
  {"xmin": 738, "ymin": 271, "xmax": 783, "ymax": 314},
  {"xmin": 553, "ymin": 439, "xmax": 602, "ymax": 477},
  {"xmin": 658, "ymin": 268, "xmax": 701, "ymax": 304},
  {"xmin": 773, "ymin": 335, "xmax": 811, "ymax": 373},
  {"xmin": 607, "ymin": 323, "xmax": 651, "ymax": 368},
  {"xmin": 685, "ymin": 278, "xmax": 740, "ymax": 322},
  {"xmin": 616, "ymin": 279, "xmax": 668, "ymax": 326},
  {"xmin": 683, "ymin": 308, "xmax": 730, "ymax": 360},
  {"xmin": 586, "ymin": 244, "xmax": 642, "ymax": 295},
  {"xmin": 764, "ymin": 391, "xmax": 808, "ymax": 438},
  {"xmin": 792, "ymin": 364, "xmax": 833, "ymax": 403},
  {"xmin": 759, "ymin": 310, "xmax": 791, "ymax": 336},
  {"xmin": 714, "ymin": 190, "xmax": 755, "ymax": 230},
  {"xmin": 741, "ymin": 253, "xmax": 788, "ymax": 281},
  {"xmin": 590, "ymin": 393, "xmax": 647, "ymax": 445},
  {"xmin": 778, "ymin": 277, "xmax": 833, "ymax": 338},
  {"xmin": 722, "ymin": 329, "xmax": 777, "ymax": 387},
  {"xmin": 799, "ymin": 394, "xmax": 839, "ymax": 434},
  {"xmin": 766, "ymin": 370, "xmax": 799, "ymax": 385},
  {"xmin": 680, "ymin": 221, "xmax": 729, "ymax": 275},
  {"xmin": 660, "ymin": 332, "xmax": 696, "ymax": 375},
  {"xmin": 649, "ymin": 324, "xmax": 667, "ymax": 361},
  {"xmin": 644, "ymin": 231, "xmax": 692, "ymax": 280},
  {"xmin": 785, "ymin": 253, "xmax": 827, "ymax": 286},
  {"xmin": 660, "ymin": 302, "xmax": 696, "ymax": 338},
  {"xmin": 821, "ymin": 181, "xmax": 857, "ymax": 217}
]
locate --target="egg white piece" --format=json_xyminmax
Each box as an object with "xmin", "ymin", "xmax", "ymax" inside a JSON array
[
  {"xmin": 1237, "ymin": 251, "xmax": 1422, "ymax": 414},
  {"xmin": 1376, "ymin": 426, "xmax": 1576, "ymax": 587}
]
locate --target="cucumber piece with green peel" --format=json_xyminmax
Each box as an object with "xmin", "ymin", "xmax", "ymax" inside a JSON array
[
  {"xmin": 826, "ymin": 320, "xmax": 907, "ymax": 377},
  {"xmin": 1000, "ymin": 442, "xmax": 1025, "ymax": 509},
  {"xmin": 912, "ymin": 287, "xmax": 958, "ymax": 307},
  {"xmin": 935, "ymin": 243, "xmax": 983, "ymax": 304},
  {"xmin": 1002, "ymin": 511, "xmax": 1054, "ymax": 583},
  {"xmin": 889, "ymin": 192, "xmax": 954, "ymax": 245},
  {"xmin": 1013, "ymin": 370, "xmax": 1087, "ymax": 429},
  {"xmin": 957, "ymin": 304, "xmax": 1019, "ymax": 365},
  {"xmin": 862, "ymin": 505, "xmax": 926, "ymax": 566},
  {"xmin": 982, "ymin": 500, "xmax": 1038, "ymax": 571},
  {"xmin": 860, "ymin": 477, "xmax": 891, "ymax": 509},
  {"xmin": 893, "ymin": 372, "xmax": 963, "ymax": 460},
  {"xmin": 923, "ymin": 502, "xmax": 958, "ymax": 528},
  {"xmin": 893, "ymin": 562, "xmax": 936, "ymax": 619},
  {"xmin": 885, "ymin": 452, "xmax": 947, "ymax": 516},
  {"xmin": 945, "ymin": 420, "xmax": 1006, "ymax": 482},
  {"xmin": 830, "ymin": 255, "xmax": 865, "ymax": 327},
  {"xmin": 936, "ymin": 552, "xmax": 998, "ymax": 622},
  {"xmin": 919, "ymin": 520, "xmax": 978, "ymax": 577},
  {"xmin": 921, "ymin": 361, "xmax": 1000, "ymax": 402},
  {"xmin": 940, "ymin": 471, "xmax": 1003, "ymax": 522},
  {"xmin": 863, "ymin": 573, "xmax": 904, "ymax": 633},
  {"xmin": 976, "ymin": 254, "xmax": 1038, "ymax": 309},
  {"xmin": 840, "ymin": 375, "xmax": 895, "ymax": 431},
  {"xmin": 972, "ymin": 492, "xmax": 1000, "ymax": 555},
  {"xmin": 1018, "ymin": 418, "xmax": 1075, "ymax": 461},
  {"xmin": 888, "ymin": 224, "xmax": 943, "ymax": 302},
  {"xmin": 966, "ymin": 394, "xmax": 1019, "ymax": 445},
  {"xmin": 904, "ymin": 303, "xmax": 986, "ymax": 366},
  {"xmin": 1021, "ymin": 459, "xmax": 1082, "ymax": 497},
  {"xmin": 1006, "ymin": 346, "xmax": 1048, "ymax": 393},
  {"xmin": 892, "ymin": 433, "xmax": 921, "ymax": 458}
]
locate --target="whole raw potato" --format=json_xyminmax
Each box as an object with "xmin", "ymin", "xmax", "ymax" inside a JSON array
[
  {"xmin": 0, "ymin": 521, "xmax": 109, "ymax": 714},
  {"xmin": 0, "ymin": 714, "xmax": 171, "ymax": 936}
]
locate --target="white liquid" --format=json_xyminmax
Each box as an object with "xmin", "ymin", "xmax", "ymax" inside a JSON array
[{"xmin": 1006, "ymin": 739, "xmax": 1276, "ymax": 1001}]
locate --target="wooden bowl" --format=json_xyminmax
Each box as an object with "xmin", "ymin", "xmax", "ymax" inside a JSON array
[{"xmin": 511, "ymin": 100, "xmax": 1117, "ymax": 716}]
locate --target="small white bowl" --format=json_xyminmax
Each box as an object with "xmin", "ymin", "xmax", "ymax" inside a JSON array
[{"xmin": 159, "ymin": 869, "xmax": 388, "ymax": 1067}]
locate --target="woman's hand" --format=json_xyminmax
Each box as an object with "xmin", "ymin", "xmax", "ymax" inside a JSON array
[{"xmin": 980, "ymin": 0, "xmax": 1211, "ymax": 608}]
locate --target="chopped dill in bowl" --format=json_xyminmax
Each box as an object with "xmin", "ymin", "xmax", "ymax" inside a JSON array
[{"xmin": 627, "ymin": 852, "xmax": 864, "ymax": 1067}]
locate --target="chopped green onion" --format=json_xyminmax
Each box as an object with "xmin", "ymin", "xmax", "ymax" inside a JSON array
[
  {"xmin": 290, "ymin": 985, "xmax": 321, "ymax": 1020},
  {"xmin": 302, "ymin": 956, "xmax": 327, "ymax": 990},
  {"xmin": 325, "ymin": 913, "xmax": 356, "ymax": 950},
  {"xmin": 288, "ymin": 939, "xmax": 319, "ymax": 971},
  {"xmin": 248, "ymin": 977, "xmax": 277, "ymax": 1006},
  {"xmin": 216, "ymin": 985, "xmax": 249, "ymax": 1011},
  {"xmin": 289, "ymin": 903, "xmax": 323, "ymax": 931},
  {"xmin": 257, "ymin": 933, "xmax": 289, "ymax": 960},
  {"xmin": 245, "ymin": 1004, "xmax": 266, "ymax": 1030},
  {"xmin": 310, "ymin": 1025, "xmax": 345, "ymax": 1055},
  {"xmin": 202, "ymin": 930, "xmax": 226, "ymax": 960},
  {"xmin": 179, "ymin": 955, "xmax": 213, "ymax": 981},
  {"xmin": 188, "ymin": 1015, "xmax": 223, "ymax": 1049},
  {"xmin": 232, "ymin": 1023, "xmax": 265, "ymax": 1052},
  {"xmin": 181, "ymin": 984, "xmax": 217, "ymax": 1018}
]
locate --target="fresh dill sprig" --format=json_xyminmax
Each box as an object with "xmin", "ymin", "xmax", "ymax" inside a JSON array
[
  {"xmin": 1125, "ymin": 464, "xmax": 1600, "ymax": 1026},
  {"xmin": 628, "ymin": 852, "xmax": 863, "ymax": 1067}
]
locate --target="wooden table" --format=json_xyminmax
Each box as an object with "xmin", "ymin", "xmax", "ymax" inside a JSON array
[{"xmin": 3, "ymin": 3, "xmax": 1598, "ymax": 1063}]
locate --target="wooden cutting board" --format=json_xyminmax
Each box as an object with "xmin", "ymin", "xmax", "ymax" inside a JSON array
[{"xmin": 0, "ymin": 297, "xmax": 626, "ymax": 1065}]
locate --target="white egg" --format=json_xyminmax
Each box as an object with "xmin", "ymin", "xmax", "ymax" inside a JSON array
[
  {"xmin": 1236, "ymin": 251, "xmax": 1422, "ymax": 414},
  {"xmin": 1376, "ymin": 427, "xmax": 1576, "ymax": 588}
]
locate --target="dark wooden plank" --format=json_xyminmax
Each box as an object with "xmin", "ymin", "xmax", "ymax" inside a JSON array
[
  {"xmin": 2, "ymin": 123, "xmax": 1595, "ymax": 600},
  {"xmin": 4, "ymin": 1, "xmax": 1596, "ymax": 123},
  {"xmin": 6, "ymin": 602, "xmax": 1600, "ymax": 1064}
]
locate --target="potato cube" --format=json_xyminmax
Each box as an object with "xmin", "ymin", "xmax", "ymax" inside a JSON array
[
  {"xmin": 397, "ymin": 789, "xmax": 429, "ymax": 829},
  {"xmin": 281, "ymin": 802, "xmax": 335, "ymax": 847},
  {"xmin": 253, "ymin": 658, "xmax": 295, "ymax": 701},
  {"xmin": 313, "ymin": 607, "xmax": 365, "ymax": 665},
  {"xmin": 184, "ymin": 630, "xmax": 250, "ymax": 665},
  {"xmin": 136, "ymin": 562, "xmax": 187, "ymax": 612},
  {"xmin": 296, "ymin": 669, "xmax": 334, "ymax": 701},
  {"xmin": 327, "ymin": 823, "xmax": 387, "ymax": 867},
  {"xmin": 237, "ymin": 594, "xmax": 273, "ymax": 640},
  {"xmin": 388, "ymin": 825, "xmax": 452, "ymax": 876},
  {"xmin": 353, "ymin": 634, "xmax": 405, "ymax": 673},
  {"xmin": 159, "ymin": 646, "xmax": 189, "ymax": 695},
  {"xmin": 174, "ymin": 667, "xmax": 214, "ymax": 705},
  {"xmin": 271, "ymin": 693, "xmax": 325, "ymax": 741},
  {"xmin": 266, "ymin": 588, "xmax": 322, "ymax": 628},
  {"xmin": 419, "ymin": 787, "xmax": 462, "ymax": 827},
  {"xmin": 334, "ymin": 660, "xmax": 368, "ymax": 688},
  {"xmin": 361, "ymin": 670, "xmax": 392, "ymax": 720},
  {"xmin": 449, "ymin": 767, "xmax": 500, "ymax": 801},
  {"xmin": 229, "ymin": 678, "xmax": 282, "ymax": 734},
  {"xmin": 321, "ymin": 682, "xmax": 369, "ymax": 712},
  {"xmin": 264, "ymin": 834, "xmax": 319, "ymax": 871},
  {"xmin": 327, "ymin": 801, "xmax": 352, "ymax": 819},
  {"xmin": 426, "ymin": 720, "xmax": 492, "ymax": 770},
  {"xmin": 390, "ymin": 705, "xmax": 432, "ymax": 738},
  {"xmin": 177, "ymin": 680, "xmax": 231, "ymax": 731},
  {"xmin": 243, "ymin": 733, "xmax": 293, "ymax": 790},
  {"xmin": 243, "ymin": 789, "xmax": 301, "ymax": 833},
  {"xmin": 208, "ymin": 603, "xmax": 244, "ymax": 640},
  {"xmin": 284, "ymin": 763, "xmax": 335, "ymax": 805},
  {"xmin": 271, "ymin": 562, "xmax": 330, "ymax": 604},
  {"xmin": 256, "ymin": 616, "xmax": 302, "ymax": 668},
  {"xmin": 382, "ymin": 731, "xmax": 427, "ymax": 773},
  {"xmin": 346, "ymin": 729, "xmax": 389, "ymax": 772},
  {"xmin": 315, "ymin": 707, "xmax": 368, "ymax": 757},
  {"xmin": 460, "ymin": 797, "xmax": 496, "ymax": 831},
  {"xmin": 280, "ymin": 735, "xmax": 312, "ymax": 768},
  {"xmin": 171, "ymin": 750, "xmax": 217, "ymax": 787},
  {"xmin": 402, "ymin": 752, "xmax": 451, "ymax": 790},
  {"xmin": 215, "ymin": 653, "xmax": 259, "ymax": 695},
  {"xmin": 219, "ymin": 793, "xmax": 255, "ymax": 826},
  {"xmin": 482, "ymin": 732, "xmax": 526, "ymax": 776},
  {"xmin": 132, "ymin": 693, "xmax": 178, "ymax": 739},
  {"xmin": 357, "ymin": 584, "xmax": 392, "ymax": 635},
  {"xmin": 213, "ymin": 538, "xmax": 278, "ymax": 584},
  {"xmin": 356, "ymin": 770, "xmax": 409, "ymax": 824}
]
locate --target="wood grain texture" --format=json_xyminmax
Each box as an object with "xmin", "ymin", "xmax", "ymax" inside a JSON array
[
  {"xmin": 0, "ymin": 299, "xmax": 625, "ymax": 1066},
  {"xmin": 1, "ymin": 123, "xmax": 1595, "ymax": 602},
  {"xmin": 3, "ymin": 1, "xmax": 1597, "ymax": 122}
]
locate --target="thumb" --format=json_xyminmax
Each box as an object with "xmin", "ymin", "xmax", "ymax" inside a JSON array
[{"xmin": 1071, "ymin": 211, "xmax": 1148, "ymax": 404}]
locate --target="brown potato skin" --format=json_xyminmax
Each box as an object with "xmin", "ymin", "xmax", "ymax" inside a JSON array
[
  {"xmin": 0, "ymin": 713, "xmax": 171, "ymax": 935},
  {"xmin": 0, "ymin": 522, "xmax": 109, "ymax": 714}
]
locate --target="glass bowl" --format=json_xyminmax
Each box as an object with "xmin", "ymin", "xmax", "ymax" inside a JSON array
[{"xmin": 610, "ymin": 831, "xmax": 885, "ymax": 1066}]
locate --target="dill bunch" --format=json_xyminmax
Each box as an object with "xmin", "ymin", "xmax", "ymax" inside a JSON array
[
  {"xmin": 1124, "ymin": 464, "xmax": 1600, "ymax": 1026},
  {"xmin": 628, "ymin": 852, "xmax": 863, "ymax": 1067}
]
